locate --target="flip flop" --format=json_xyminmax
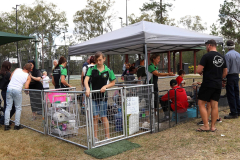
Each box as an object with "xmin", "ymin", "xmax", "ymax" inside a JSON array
[
  {"xmin": 196, "ymin": 128, "xmax": 210, "ymax": 132},
  {"xmin": 211, "ymin": 128, "xmax": 217, "ymax": 132}
]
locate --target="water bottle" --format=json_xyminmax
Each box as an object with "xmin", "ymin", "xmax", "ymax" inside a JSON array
[{"xmin": 115, "ymin": 108, "xmax": 123, "ymax": 132}]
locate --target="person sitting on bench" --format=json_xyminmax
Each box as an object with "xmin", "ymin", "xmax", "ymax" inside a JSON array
[{"xmin": 161, "ymin": 79, "xmax": 189, "ymax": 114}]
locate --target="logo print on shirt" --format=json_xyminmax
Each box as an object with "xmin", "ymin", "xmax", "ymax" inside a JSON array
[
  {"xmin": 213, "ymin": 55, "xmax": 224, "ymax": 67},
  {"xmin": 103, "ymin": 73, "xmax": 107, "ymax": 78}
]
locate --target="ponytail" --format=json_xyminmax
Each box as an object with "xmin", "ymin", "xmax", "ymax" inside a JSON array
[{"xmin": 56, "ymin": 56, "xmax": 67, "ymax": 68}]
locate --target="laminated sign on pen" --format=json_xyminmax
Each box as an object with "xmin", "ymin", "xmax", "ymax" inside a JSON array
[{"xmin": 127, "ymin": 97, "xmax": 139, "ymax": 135}]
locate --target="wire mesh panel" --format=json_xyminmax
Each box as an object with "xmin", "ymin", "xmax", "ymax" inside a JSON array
[
  {"xmin": 172, "ymin": 87, "xmax": 198, "ymax": 125},
  {"xmin": 156, "ymin": 85, "xmax": 199, "ymax": 131},
  {"xmin": 124, "ymin": 84, "xmax": 154, "ymax": 138},
  {"xmin": 218, "ymin": 88, "xmax": 228, "ymax": 111},
  {"xmin": 44, "ymin": 88, "xmax": 88, "ymax": 148},
  {"xmin": 88, "ymin": 88, "xmax": 125, "ymax": 148},
  {"xmin": 122, "ymin": 75, "xmax": 139, "ymax": 85},
  {"xmin": 157, "ymin": 90, "xmax": 171, "ymax": 131},
  {"xmin": 18, "ymin": 89, "xmax": 45, "ymax": 134},
  {"xmin": 184, "ymin": 78, "xmax": 195, "ymax": 87},
  {"xmin": 157, "ymin": 76, "xmax": 178, "ymax": 91}
]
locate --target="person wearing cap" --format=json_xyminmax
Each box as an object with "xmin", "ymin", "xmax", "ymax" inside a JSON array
[
  {"xmin": 52, "ymin": 56, "xmax": 71, "ymax": 89},
  {"xmin": 224, "ymin": 40, "xmax": 240, "ymax": 119},
  {"xmin": 161, "ymin": 79, "xmax": 189, "ymax": 113},
  {"xmin": 196, "ymin": 39, "xmax": 228, "ymax": 132}
]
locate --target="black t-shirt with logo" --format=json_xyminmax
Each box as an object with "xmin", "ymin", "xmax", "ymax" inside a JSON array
[{"xmin": 200, "ymin": 51, "xmax": 227, "ymax": 89}]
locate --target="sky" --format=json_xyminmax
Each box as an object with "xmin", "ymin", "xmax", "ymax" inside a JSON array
[{"xmin": 0, "ymin": 0, "xmax": 224, "ymax": 45}]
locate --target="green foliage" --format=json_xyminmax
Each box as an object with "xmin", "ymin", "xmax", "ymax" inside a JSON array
[
  {"xmin": 179, "ymin": 15, "xmax": 207, "ymax": 32},
  {"xmin": 210, "ymin": 23, "xmax": 220, "ymax": 36},
  {"xmin": 0, "ymin": 0, "xmax": 68, "ymax": 69},
  {"xmin": 128, "ymin": 13, "xmax": 154, "ymax": 24},
  {"xmin": 140, "ymin": 1, "xmax": 174, "ymax": 24},
  {"xmin": 73, "ymin": 0, "xmax": 115, "ymax": 42},
  {"xmin": 128, "ymin": 0, "xmax": 176, "ymax": 25},
  {"xmin": 219, "ymin": 0, "xmax": 240, "ymax": 42}
]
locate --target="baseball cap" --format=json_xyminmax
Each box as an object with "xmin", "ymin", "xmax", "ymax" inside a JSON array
[
  {"xmin": 170, "ymin": 79, "xmax": 178, "ymax": 86},
  {"xmin": 205, "ymin": 39, "xmax": 217, "ymax": 46},
  {"xmin": 226, "ymin": 40, "xmax": 234, "ymax": 46}
]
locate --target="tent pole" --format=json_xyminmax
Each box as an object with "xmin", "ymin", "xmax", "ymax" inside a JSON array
[
  {"xmin": 173, "ymin": 51, "xmax": 176, "ymax": 74},
  {"xmin": 194, "ymin": 50, "xmax": 196, "ymax": 74},
  {"xmin": 68, "ymin": 55, "xmax": 70, "ymax": 83},
  {"xmin": 125, "ymin": 54, "xmax": 129, "ymax": 63},
  {"xmin": 148, "ymin": 52, "xmax": 150, "ymax": 66},
  {"xmin": 179, "ymin": 51, "xmax": 182, "ymax": 70},
  {"xmin": 35, "ymin": 37, "xmax": 38, "ymax": 69},
  {"xmin": 167, "ymin": 51, "xmax": 170, "ymax": 73},
  {"xmin": 107, "ymin": 55, "xmax": 110, "ymax": 67},
  {"xmin": 144, "ymin": 44, "xmax": 149, "ymax": 84},
  {"xmin": 161, "ymin": 54, "xmax": 164, "ymax": 69}
]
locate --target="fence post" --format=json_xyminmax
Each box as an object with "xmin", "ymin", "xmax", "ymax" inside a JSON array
[
  {"xmin": 120, "ymin": 88, "xmax": 125, "ymax": 137},
  {"xmin": 150, "ymin": 85, "xmax": 154, "ymax": 133},
  {"xmin": 43, "ymin": 90, "xmax": 47, "ymax": 135},
  {"xmin": 124, "ymin": 88, "xmax": 128, "ymax": 138},
  {"xmin": 167, "ymin": 90, "xmax": 171, "ymax": 128},
  {"xmin": 196, "ymin": 86, "xmax": 199, "ymax": 118},
  {"xmin": 174, "ymin": 89, "xmax": 177, "ymax": 125},
  {"xmin": 156, "ymin": 89, "xmax": 159, "ymax": 132}
]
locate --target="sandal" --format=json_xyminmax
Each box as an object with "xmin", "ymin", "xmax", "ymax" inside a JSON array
[
  {"xmin": 196, "ymin": 128, "xmax": 210, "ymax": 132},
  {"xmin": 211, "ymin": 128, "xmax": 217, "ymax": 132}
]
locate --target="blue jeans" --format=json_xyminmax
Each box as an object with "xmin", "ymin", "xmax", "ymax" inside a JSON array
[
  {"xmin": 226, "ymin": 74, "xmax": 240, "ymax": 115},
  {"xmin": 4, "ymin": 89, "xmax": 22, "ymax": 126},
  {"xmin": 0, "ymin": 90, "xmax": 16, "ymax": 124},
  {"xmin": 92, "ymin": 100, "xmax": 107, "ymax": 117}
]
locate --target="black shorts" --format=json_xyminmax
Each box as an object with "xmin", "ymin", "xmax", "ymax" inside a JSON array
[{"xmin": 198, "ymin": 87, "xmax": 221, "ymax": 102}]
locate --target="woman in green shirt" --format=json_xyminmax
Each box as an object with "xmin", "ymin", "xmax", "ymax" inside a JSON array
[
  {"xmin": 148, "ymin": 54, "xmax": 175, "ymax": 112},
  {"xmin": 52, "ymin": 56, "xmax": 71, "ymax": 89}
]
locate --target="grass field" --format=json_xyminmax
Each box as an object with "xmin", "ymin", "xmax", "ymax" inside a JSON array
[{"xmin": 1, "ymin": 75, "xmax": 240, "ymax": 159}]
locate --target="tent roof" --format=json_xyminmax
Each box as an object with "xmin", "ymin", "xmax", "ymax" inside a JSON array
[
  {"xmin": 0, "ymin": 31, "xmax": 35, "ymax": 46},
  {"xmin": 69, "ymin": 21, "xmax": 223, "ymax": 56}
]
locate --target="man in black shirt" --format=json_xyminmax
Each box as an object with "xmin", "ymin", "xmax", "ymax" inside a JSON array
[{"xmin": 196, "ymin": 39, "xmax": 228, "ymax": 132}]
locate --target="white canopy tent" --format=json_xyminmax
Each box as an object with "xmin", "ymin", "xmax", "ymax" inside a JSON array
[
  {"xmin": 69, "ymin": 21, "xmax": 223, "ymax": 56},
  {"xmin": 68, "ymin": 21, "xmax": 223, "ymax": 83}
]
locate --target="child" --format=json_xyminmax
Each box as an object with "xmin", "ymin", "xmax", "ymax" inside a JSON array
[
  {"xmin": 42, "ymin": 71, "xmax": 50, "ymax": 90},
  {"xmin": 176, "ymin": 69, "xmax": 186, "ymax": 87},
  {"xmin": 85, "ymin": 51, "xmax": 116, "ymax": 142},
  {"xmin": 121, "ymin": 63, "xmax": 131, "ymax": 80}
]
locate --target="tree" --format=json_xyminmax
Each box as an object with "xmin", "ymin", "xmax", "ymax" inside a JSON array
[
  {"xmin": 0, "ymin": 0, "xmax": 69, "ymax": 69},
  {"xmin": 140, "ymin": 1, "xmax": 175, "ymax": 24},
  {"xmin": 128, "ymin": 13, "xmax": 154, "ymax": 25},
  {"xmin": 210, "ymin": 23, "xmax": 220, "ymax": 36},
  {"xmin": 178, "ymin": 15, "xmax": 207, "ymax": 32},
  {"xmin": 73, "ymin": 0, "xmax": 115, "ymax": 42},
  {"xmin": 219, "ymin": 0, "xmax": 240, "ymax": 42}
]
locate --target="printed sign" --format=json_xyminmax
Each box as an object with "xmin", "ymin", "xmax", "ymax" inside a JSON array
[{"xmin": 127, "ymin": 97, "xmax": 139, "ymax": 114}]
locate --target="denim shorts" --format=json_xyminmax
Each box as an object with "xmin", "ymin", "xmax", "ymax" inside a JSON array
[{"xmin": 92, "ymin": 100, "xmax": 107, "ymax": 117}]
